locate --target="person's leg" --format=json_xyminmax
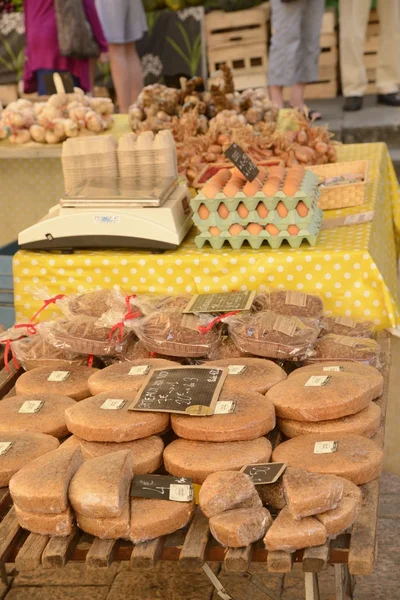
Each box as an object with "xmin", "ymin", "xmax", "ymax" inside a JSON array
[
  {"xmin": 376, "ymin": 0, "xmax": 400, "ymax": 97},
  {"xmin": 108, "ymin": 44, "xmax": 132, "ymax": 113},
  {"xmin": 126, "ymin": 42, "xmax": 144, "ymax": 104},
  {"xmin": 268, "ymin": 0, "xmax": 304, "ymax": 107},
  {"xmin": 339, "ymin": 0, "xmax": 370, "ymax": 98}
]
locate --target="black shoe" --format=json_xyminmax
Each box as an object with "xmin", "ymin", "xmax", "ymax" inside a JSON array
[
  {"xmin": 343, "ymin": 96, "xmax": 363, "ymax": 111},
  {"xmin": 377, "ymin": 92, "xmax": 400, "ymax": 106}
]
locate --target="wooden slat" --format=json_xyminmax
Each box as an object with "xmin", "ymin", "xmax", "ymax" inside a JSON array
[
  {"xmin": 130, "ymin": 537, "xmax": 164, "ymax": 569},
  {"xmin": 86, "ymin": 538, "xmax": 118, "ymax": 569},
  {"xmin": 15, "ymin": 533, "xmax": 49, "ymax": 572},
  {"xmin": 224, "ymin": 545, "xmax": 252, "ymax": 572},
  {"xmin": 348, "ymin": 479, "xmax": 379, "ymax": 575},
  {"xmin": 267, "ymin": 550, "xmax": 293, "ymax": 573},
  {"xmin": 179, "ymin": 508, "xmax": 210, "ymax": 567},
  {"xmin": 0, "ymin": 508, "xmax": 21, "ymax": 564},
  {"xmin": 0, "ymin": 363, "xmax": 22, "ymax": 400},
  {"xmin": 303, "ymin": 542, "xmax": 330, "ymax": 573},
  {"xmin": 42, "ymin": 528, "xmax": 80, "ymax": 568}
]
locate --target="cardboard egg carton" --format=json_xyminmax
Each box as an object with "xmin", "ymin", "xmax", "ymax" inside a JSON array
[
  {"xmin": 192, "ymin": 197, "xmax": 321, "ymax": 233},
  {"xmin": 194, "ymin": 204, "xmax": 323, "ymax": 250},
  {"xmin": 192, "ymin": 170, "xmax": 319, "ymax": 212}
]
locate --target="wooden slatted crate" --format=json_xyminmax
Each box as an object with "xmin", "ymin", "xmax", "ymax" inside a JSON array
[{"xmin": 363, "ymin": 9, "xmax": 380, "ymax": 94}]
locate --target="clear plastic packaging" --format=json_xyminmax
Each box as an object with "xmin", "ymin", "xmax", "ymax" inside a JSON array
[
  {"xmin": 132, "ymin": 294, "xmax": 191, "ymax": 316},
  {"xmin": 134, "ymin": 310, "xmax": 221, "ymax": 358},
  {"xmin": 315, "ymin": 496, "xmax": 358, "ymax": 537},
  {"xmin": 207, "ymin": 335, "xmax": 248, "ymax": 360},
  {"xmin": 205, "ymin": 357, "xmax": 287, "ymax": 395},
  {"xmin": 77, "ymin": 502, "xmax": 130, "ymax": 540},
  {"xmin": 15, "ymin": 365, "xmax": 97, "ymax": 401},
  {"xmin": 11, "ymin": 335, "xmax": 86, "ymax": 371},
  {"xmin": 15, "ymin": 505, "xmax": 74, "ymax": 536},
  {"xmin": 9, "ymin": 445, "xmax": 82, "ymax": 514},
  {"xmin": 199, "ymin": 471, "xmax": 255, "ymax": 518},
  {"xmin": 253, "ymin": 289, "xmax": 324, "ymax": 318},
  {"xmin": 283, "ymin": 467, "xmax": 344, "ymax": 520},
  {"xmin": 0, "ymin": 432, "xmax": 60, "ymax": 487},
  {"xmin": 210, "ymin": 507, "xmax": 272, "ymax": 548},
  {"xmin": 320, "ymin": 316, "xmax": 375, "ymax": 338},
  {"xmin": 58, "ymin": 289, "xmax": 116, "ymax": 319},
  {"xmin": 264, "ymin": 507, "xmax": 327, "ymax": 552},
  {"xmin": 130, "ymin": 497, "xmax": 195, "ymax": 544},
  {"xmin": 228, "ymin": 311, "xmax": 320, "ymax": 361},
  {"xmin": 309, "ymin": 334, "xmax": 380, "ymax": 367}
]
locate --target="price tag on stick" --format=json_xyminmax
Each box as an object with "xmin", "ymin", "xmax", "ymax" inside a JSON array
[{"xmin": 224, "ymin": 142, "xmax": 260, "ymax": 182}]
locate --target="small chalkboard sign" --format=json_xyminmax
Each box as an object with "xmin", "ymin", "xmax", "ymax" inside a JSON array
[
  {"xmin": 183, "ymin": 291, "xmax": 256, "ymax": 314},
  {"xmin": 225, "ymin": 143, "xmax": 259, "ymax": 182},
  {"xmin": 131, "ymin": 474, "xmax": 194, "ymax": 502},
  {"xmin": 241, "ymin": 463, "xmax": 287, "ymax": 485},
  {"xmin": 129, "ymin": 366, "xmax": 227, "ymax": 415}
]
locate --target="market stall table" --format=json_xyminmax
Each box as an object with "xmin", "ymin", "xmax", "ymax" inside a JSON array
[
  {"xmin": 0, "ymin": 333, "xmax": 391, "ymax": 600},
  {"xmin": 12, "ymin": 143, "xmax": 400, "ymax": 329}
]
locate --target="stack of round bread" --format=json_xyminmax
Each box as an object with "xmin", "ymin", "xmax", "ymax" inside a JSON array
[
  {"xmin": 16, "ymin": 365, "xmax": 97, "ymax": 401},
  {"xmin": 267, "ymin": 363, "xmax": 383, "ymax": 439}
]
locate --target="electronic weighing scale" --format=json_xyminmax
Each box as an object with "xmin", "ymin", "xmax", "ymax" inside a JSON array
[{"xmin": 18, "ymin": 178, "xmax": 193, "ymax": 251}]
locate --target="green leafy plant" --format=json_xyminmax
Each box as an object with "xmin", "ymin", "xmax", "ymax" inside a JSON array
[
  {"xmin": 166, "ymin": 23, "xmax": 202, "ymax": 77},
  {"xmin": 146, "ymin": 10, "xmax": 160, "ymax": 35},
  {"xmin": 0, "ymin": 37, "xmax": 24, "ymax": 78},
  {"xmin": 97, "ymin": 59, "xmax": 111, "ymax": 85}
]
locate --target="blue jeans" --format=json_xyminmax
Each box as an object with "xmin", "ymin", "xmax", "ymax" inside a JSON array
[{"xmin": 36, "ymin": 69, "xmax": 81, "ymax": 95}]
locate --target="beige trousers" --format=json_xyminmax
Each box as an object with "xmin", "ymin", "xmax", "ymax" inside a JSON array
[{"xmin": 339, "ymin": 0, "xmax": 400, "ymax": 97}]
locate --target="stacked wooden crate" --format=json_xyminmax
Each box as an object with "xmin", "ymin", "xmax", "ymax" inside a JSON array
[
  {"xmin": 364, "ymin": 9, "xmax": 379, "ymax": 95},
  {"xmin": 206, "ymin": 3, "xmax": 270, "ymax": 91}
]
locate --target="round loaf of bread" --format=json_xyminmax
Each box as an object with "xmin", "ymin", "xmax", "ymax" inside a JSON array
[
  {"xmin": 0, "ymin": 432, "xmax": 60, "ymax": 486},
  {"xmin": 209, "ymin": 507, "xmax": 272, "ymax": 548},
  {"xmin": 16, "ymin": 366, "xmax": 97, "ymax": 401},
  {"xmin": 171, "ymin": 388, "xmax": 275, "ymax": 442},
  {"xmin": 205, "ymin": 357, "xmax": 287, "ymax": 395},
  {"xmin": 0, "ymin": 394, "xmax": 76, "ymax": 439},
  {"xmin": 14, "ymin": 505, "xmax": 73, "ymax": 536},
  {"xmin": 278, "ymin": 403, "xmax": 381, "ymax": 439},
  {"xmin": 289, "ymin": 362, "xmax": 383, "ymax": 399},
  {"xmin": 65, "ymin": 392, "xmax": 169, "ymax": 442},
  {"xmin": 130, "ymin": 497, "xmax": 195, "ymax": 544},
  {"xmin": 315, "ymin": 496, "xmax": 358, "ymax": 536},
  {"xmin": 88, "ymin": 358, "xmax": 176, "ymax": 395},
  {"xmin": 199, "ymin": 471, "xmax": 255, "ymax": 517},
  {"xmin": 272, "ymin": 434, "xmax": 384, "ymax": 485},
  {"xmin": 62, "ymin": 435, "xmax": 164, "ymax": 473},
  {"xmin": 77, "ymin": 503, "xmax": 130, "ymax": 540},
  {"xmin": 264, "ymin": 506, "xmax": 327, "ymax": 552},
  {"xmin": 266, "ymin": 372, "xmax": 376, "ymax": 422},
  {"xmin": 164, "ymin": 437, "xmax": 272, "ymax": 484}
]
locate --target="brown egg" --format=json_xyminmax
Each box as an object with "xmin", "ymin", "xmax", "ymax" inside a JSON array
[
  {"xmin": 209, "ymin": 226, "xmax": 221, "ymax": 236},
  {"xmin": 288, "ymin": 225, "xmax": 300, "ymax": 235},
  {"xmin": 203, "ymin": 183, "xmax": 220, "ymax": 199},
  {"xmin": 276, "ymin": 201, "xmax": 288, "ymax": 218},
  {"xmin": 213, "ymin": 169, "xmax": 231, "ymax": 185},
  {"xmin": 217, "ymin": 203, "xmax": 230, "ymax": 219},
  {"xmin": 247, "ymin": 223, "xmax": 263, "ymax": 235},
  {"xmin": 263, "ymin": 176, "xmax": 281, "ymax": 196},
  {"xmin": 232, "ymin": 167, "xmax": 247, "ymax": 182},
  {"xmin": 223, "ymin": 181, "xmax": 241, "ymax": 198},
  {"xmin": 265, "ymin": 224, "xmax": 279, "ymax": 236},
  {"xmin": 237, "ymin": 202, "xmax": 249, "ymax": 219},
  {"xmin": 269, "ymin": 165, "xmax": 285, "ymax": 181},
  {"xmin": 296, "ymin": 201, "xmax": 309, "ymax": 217},
  {"xmin": 282, "ymin": 180, "xmax": 299, "ymax": 196},
  {"xmin": 257, "ymin": 166, "xmax": 267, "ymax": 181},
  {"xmin": 229, "ymin": 224, "xmax": 244, "ymax": 236},
  {"xmin": 198, "ymin": 204, "xmax": 210, "ymax": 220},
  {"xmin": 243, "ymin": 179, "xmax": 262, "ymax": 197},
  {"xmin": 256, "ymin": 202, "xmax": 269, "ymax": 219}
]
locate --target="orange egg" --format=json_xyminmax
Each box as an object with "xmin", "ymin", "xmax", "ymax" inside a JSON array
[
  {"xmin": 213, "ymin": 169, "xmax": 231, "ymax": 184},
  {"xmin": 223, "ymin": 182, "xmax": 241, "ymax": 197},
  {"xmin": 232, "ymin": 167, "xmax": 247, "ymax": 182},
  {"xmin": 282, "ymin": 180, "xmax": 299, "ymax": 196},
  {"xmin": 263, "ymin": 176, "xmax": 281, "ymax": 196},
  {"xmin": 269, "ymin": 166, "xmax": 285, "ymax": 181},
  {"xmin": 276, "ymin": 201, "xmax": 288, "ymax": 218},
  {"xmin": 237, "ymin": 202, "xmax": 249, "ymax": 219},
  {"xmin": 243, "ymin": 179, "xmax": 262, "ymax": 197},
  {"xmin": 229, "ymin": 224, "xmax": 244, "ymax": 235},
  {"xmin": 256, "ymin": 202, "xmax": 269, "ymax": 219},
  {"xmin": 288, "ymin": 225, "xmax": 300, "ymax": 235},
  {"xmin": 265, "ymin": 223, "xmax": 279, "ymax": 236},
  {"xmin": 257, "ymin": 166, "xmax": 267, "ymax": 181},
  {"xmin": 296, "ymin": 201, "xmax": 309, "ymax": 217},
  {"xmin": 217, "ymin": 203, "xmax": 230, "ymax": 219},
  {"xmin": 203, "ymin": 183, "xmax": 220, "ymax": 199},
  {"xmin": 209, "ymin": 226, "xmax": 221, "ymax": 236},
  {"xmin": 247, "ymin": 223, "xmax": 263, "ymax": 235}
]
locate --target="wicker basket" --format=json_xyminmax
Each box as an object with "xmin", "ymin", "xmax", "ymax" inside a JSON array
[
  {"xmin": 306, "ymin": 160, "xmax": 369, "ymax": 210},
  {"xmin": 51, "ymin": 332, "xmax": 130, "ymax": 356},
  {"xmin": 229, "ymin": 334, "xmax": 310, "ymax": 361},
  {"xmin": 141, "ymin": 338, "xmax": 221, "ymax": 359},
  {"xmin": 24, "ymin": 357, "xmax": 87, "ymax": 371}
]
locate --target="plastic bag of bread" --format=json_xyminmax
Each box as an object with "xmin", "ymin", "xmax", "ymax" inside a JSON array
[
  {"xmin": 210, "ymin": 507, "xmax": 272, "ymax": 548},
  {"xmin": 283, "ymin": 467, "xmax": 344, "ymax": 520},
  {"xmin": 133, "ymin": 309, "xmax": 221, "ymax": 358},
  {"xmin": 227, "ymin": 311, "xmax": 320, "ymax": 361},
  {"xmin": 253, "ymin": 289, "xmax": 324, "ymax": 318},
  {"xmin": 320, "ymin": 316, "xmax": 375, "ymax": 338},
  {"xmin": 58, "ymin": 289, "xmax": 116, "ymax": 319},
  {"xmin": 308, "ymin": 334, "xmax": 380, "ymax": 367},
  {"xmin": 132, "ymin": 294, "xmax": 191, "ymax": 316},
  {"xmin": 264, "ymin": 507, "xmax": 327, "ymax": 552},
  {"xmin": 11, "ymin": 335, "xmax": 86, "ymax": 371},
  {"xmin": 41, "ymin": 316, "xmax": 131, "ymax": 356}
]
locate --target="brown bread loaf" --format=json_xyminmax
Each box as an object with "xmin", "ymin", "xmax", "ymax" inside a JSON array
[
  {"xmin": 310, "ymin": 334, "xmax": 379, "ymax": 367},
  {"xmin": 0, "ymin": 432, "xmax": 59, "ymax": 487},
  {"xmin": 199, "ymin": 471, "xmax": 255, "ymax": 517},
  {"xmin": 283, "ymin": 467, "xmax": 344, "ymax": 519},
  {"xmin": 264, "ymin": 507, "xmax": 327, "ymax": 552},
  {"xmin": 253, "ymin": 290, "xmax": 324, "ymax": 318},
  {"xmin": 315, "ymin": 496, "xmax": 358, "ymax": 536},
  {"xmin": 205, "ymin": 357, "xmax": 287, "ymax": 394},
  {"xmin": 88, "ymin": 358, "xmax": 176, "ymax": 395},
  {"xmin": 130, "ymin": 498, "xmax": 195, "ymax": 543},
  {"xmin": 171, "ymin": 388, "xmax": 276, "ymax": 442},
  {"xmin": 320, "ymin": 316, "xmax": 374, "ymax": 338},
  {"xmin": 258, "ymin": 480, "xmax": 286, "ymax": 510},
  {"xmin": 210, "ymin": 507, "xmax": 272, "ymax": 548},
  {"xmin": 9, "ymin": 445, "xmax": 82, "ymax": 514},
  {"xmin": 16, "ymin": 366, "xmax": 97, "ymax": 401},
  {"xmin": 164, "ymin": 438, "xmax": 272, "ymax": 484},
  {"xmin": 272, "ymin": 434, "xmax": 384, "ymax": 485},
  {"xmin": 15, "ymin": 505, "xmax": 74, "ymax": 536},
  {"xmin": 76, "ymin": 502, "xmax": 130, "ymax": 539}
]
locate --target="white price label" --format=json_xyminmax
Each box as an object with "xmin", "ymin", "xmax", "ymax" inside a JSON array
[
  {"xmin": 214, "ymin": 400, "xmax": 236, "ymax": 415},
  {"xmin": 273, "ymin": 316, "xmax": 297, "ymax": 337},
  {"xmin": 228, "ymin": 365, "xmax": 247, "ymax": 375},
  {"xmin": 305, "ymin": 375, "xmax": 331, "ymax": 387},
  {"xmin": 47, "ymin": 371, "xmax": 71, "ymax": 382},
  {"xmin": 19, "ymin": 400, "xmax": 44, "ymax": 414},
  {"xmin": 100, "ymin": 398, "xmax": 126, "ymax": 410},
  {"xmin": 129, "ymin": 365, "xmax": 150, "ymax": 376},
  {"xmin": 314, "ymin": 441, "xmax": 338, "ymax": 454},
  {"xmin": 344, "ymin": 211, "xmax": 375, "ymax": 226},
  {"xmin": 323, "ymin": 366, "xmax": 344, "ymax": 372},
  {"xmin": 285, "ymin": 291, "xmax": 307, "ymax": 307},
  {"xmin": 0, "ymin": 442, "xmax": 13, "ymax": 456},
  {"xmin": 169, "ymin": 484, "xmax": 194, "ymax": 502}
]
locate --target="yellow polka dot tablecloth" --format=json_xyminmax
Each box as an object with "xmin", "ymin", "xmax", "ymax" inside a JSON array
[{"xmin": 13, "ymin": 142, "xmax": 400, "ymax": 329}]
